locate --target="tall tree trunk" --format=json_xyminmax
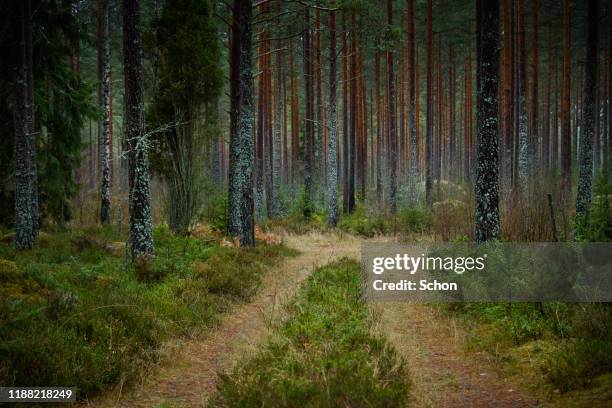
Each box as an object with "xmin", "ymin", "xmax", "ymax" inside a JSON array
[
  {"xmin": 359, "ymin": 46, "xmax": 367, "ymax": 200},
  {"xmin": 502, "ymin": 0, "xmax": 514, "ymax": 195},
  {"xmin": 265, "ymin": 27, "xmax": 273, "ymax": 217},
  {"xmin": 530, "ymin": 0, "xmax": 539, "ymax": 173},
  {"xmin": 375, "ymin": 38, "xmax": 383, "ymax": 206},
  {"xmin": 594, "ymin": 66, "xmax": 600, "ymax": 173},
  {"xmin": 290, "ymin": 40, "xmax": 299, "ymax": 186},
  {"xmin": 14, "ymin": 0, "xmax": 36, "ymax": 250},
  {"xmin": 228, "ymin": 0, "xmax": 255, "ymax": 246},
  {"xmin": 436, "ymin": 34, "xmax": 442, "ymax": 194},
  {"xmin": 303, "ymin": 8, "xmax": 314, "ymax": 218},
  {"xmin": 449, "ymin": 45, "xmax": 457, "ymax": 183},
  {"xmin": 282, "ymin": 44, "xmax": 289, "ymax": 185},
  {"xmin": 475, "ymin": 0, "xmax": 501, "ymax": 242},
  {"xmin": 425, "ymin": 0, "xmax": 433, "ymax": 207},
  {"xmin": 575, "ymin": 0, "xmax": 599, "ymax": 221},
  {"xmin": 517, "ymin": 0, "xmax": 529, "ymax": 194},
  {"xmin": 542, "ymin": 24, "xmax": 551, "ymax": 172},
  {"xmin": 466, "ymin": 37, "xmax": 473, "ymax": 183},
  {"xmin": 315, "ymin": 9, "xmax": 324, "ymax": 204},
  {"xmin": 255, "ymin": 24, "xmax": 265, "ymax": 219},
  {"xmin": 270, "ymin": 0, "xmax": 282, "ymax": 217},
  {"xmin": 123, "ymin": 0, "xmax": 154, "ymax": 256},
  {"xmin": 605, "ymin": 30, "xmax": 611, "ymax": 178},
  {"xmin": 342, "ymin": 11, "xmax": 350, "ymax": 213},
  {"xmin": 386, "ymin": 0, "xmax": 397, "ymax": 214},
  {"xmin": 560, "ymin": 0, "xmax": 571, "ymax": 203},
  {"xmin": 416, "ymin": 46, "xmax": 421, "ymax": 175},
  {"xmin": 348, "ymin": 10, "xmax": 357, "ymax": 213},
  {"xmin": 100, "ymin": 0, "xmax": 112, "ymax": 224},
  {"xmin": 552, "ymin": 52, "xmax": 559, "ymax": 171},
  {"xmin": 328, "ymin": 4, "xmax": 339, "ymax": 226},
  {"xmin": 25, "ymin": 0, "xmax": 38, "ymax": 238}
]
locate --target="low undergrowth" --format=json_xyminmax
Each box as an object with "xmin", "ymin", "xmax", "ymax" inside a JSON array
[
  {"xmin": 264, "ymin": 204, "xmax": 433, "ymax": 239},
  {"xmin": 0, "ymin": 225, "xmax": 296, "ymax": 399},
  {"xmin": 446, "ymin": 302, "xmax": 612, "ymax": 395},
  {"xmin": 210, "ymin": 258, "xmax": 409, "ymax": 407}
]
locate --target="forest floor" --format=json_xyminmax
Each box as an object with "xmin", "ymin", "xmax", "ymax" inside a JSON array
[
  {"xmin": 81, "ymin": 231, "xmax": 362, "ymax": 408},
  {"xmin": 82, "ymin": 230, "xmax": 602, "ymax": 408},
  {"xmin": 376, "ymin": 302, "xmax": 538, "ymax": 408}
]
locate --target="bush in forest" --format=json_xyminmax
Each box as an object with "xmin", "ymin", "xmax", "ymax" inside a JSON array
[
  {"xmin": 575, "ymin": 175, "xmax": 612, "ymax": 242},
  {"xmin": 338, "ymin": 206, "xmax": 389, "ymax": 236},
  {"xmin": 544, "ymin": 339, "xmax": 612, "ymax": 392},
  {"xmin": 399, "ymin": 205, "xmax": 433, "ymax": 233}
]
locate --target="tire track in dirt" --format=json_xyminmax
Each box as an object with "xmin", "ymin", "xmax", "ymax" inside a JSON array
[
  {"xmin": 375, "ymin": 302, "xmax": 539, "ymax": 408},
  {"xmin": 82, "ymin": 231, "xmax": 361, "ymax": 408}
]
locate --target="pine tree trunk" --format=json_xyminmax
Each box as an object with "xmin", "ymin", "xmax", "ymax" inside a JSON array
[
  {"xmin": 575, "ymin": 0, "xmax": 599, "ymax": 221},
  {"xmin": 123, "ymin": 0, "xmax": 154, "ymax": 256},
  {"xmin": 270, "ymin": 0, "xmax": 282, "ymax": 217},
  {"xmin": 542, "ymin": 24, "xmax": 552, "ymax": 172},
  {"xmin": 605, "ymin": 31, "xmax": 611, "ymax": 178},
  {"xmin": 303, "ymin": 8, "xmax": 314, "ymax": 218},
  {"xmin": 517, "ymin": 0, "xmax": 529, "ymax": 194},
  {"xmin": 449, "ymin": 45, "xmax": 456, "ymax": 182},
  {"xmin": 315, "ymin": 9, "xmax": 324, "ymax": 204},
  {"xmin": 561, "ymin": 0, "xmax": 571, "ymax": 203},
  {"xmin": 375, "ymin": 39, "xmax": 383, "ymax": 206},
  {"xmin": 347, "ymin": 10, "xmax": 357, "ymax": 213},
  {"xmin": 100, "ymin": 0, "xmax": 112, "ymax": 224},
  {"xmin": 14, "ymin": 0, "xmax": 35, "ymax": 250},
  {"xmin": 290, "ymin": 40, "xmax": 299, "ymax": 186},
  {"xmin": 502, "ymin": 0, "xmax": 514, "ymax": 195},
  {"xmin": 228, "ymin": 0, "xmax": 255, "ymax": 246},
  {"xmin": 386, "ymin": 0, "xmax": 397, "ymax": 214},
  {"xmin": 425, "ymin": 0, "xmax": 433, "ymax": 207},
  {"xmin": 530, "ymin": 0, "xmax": 539, "ymax": 173},
  {"xmin": 25, "ymin": 0, "xmax": 38, "ymax": 239},
  {"xmin": 327, "ymin": 4, "xmax": 339, "ymax": 226},
  {"xmin": 552, "ymin": 52, "xmax": 559, "ymax": 171},
  {"xmin": 342, "ymin": 12, "xmax": 350, "ymax": 213},
  {"xmin": 255, "ymin": 26, "xmax": 265, "ymax": 219},
  {"xmin": 359, "ymin": 47, "xmax": 367, "ymax": 200},
  {"xmin": 475, "ymin": 0, "xmax": 501, "ymax": 242},
  {"xmin": 436, "ymin": 34, "xmax": 442, "ymax": 194}
]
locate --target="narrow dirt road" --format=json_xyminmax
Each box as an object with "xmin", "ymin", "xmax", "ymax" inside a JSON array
[
  {"xmin": 83, "ymin": 231, "xmax": 361, "ymax": 408},
  {"xmin": 84, "ymin": 232, "xmax": 540, "ymax": 408},
  {"xmin": 376, "ymin": 302, "xmax": 538, "ymax": 408}
]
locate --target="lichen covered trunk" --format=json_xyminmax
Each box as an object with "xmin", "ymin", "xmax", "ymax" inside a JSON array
[
  {"xmin": 475, "ymin": 0, "xmax": 501, "ymax": 242},
  {"xmin": 100, "ymin": 0, "xmax": 112, "ymax": 225},
  {"xmin": 575, "ymin": 0, "xmax": 599, "ymax": 221},
  {"xmin": 303, "ymin": 8, "xmax": 314, "ymax": 218},
  {"xmin": 123, "ymin": 0, "xmax": 154, "ymax": 256},
  {"xmin": 270, "ymin": 5, "xmax": 282, "ymax": 218},
  {"xmin": 14, "ymin": 0, "xmax": 35, "ymax": 250},
  {"xmin": 517, "ymin": 0, "xmax": 529, "ymax": 195},
  {"xmin": 327, "ymin": 6, "xmax": 339, "ymax": 227},
  {"xmin": 228, "ymin": 0, "xmax": 255, "ymax": 246}
]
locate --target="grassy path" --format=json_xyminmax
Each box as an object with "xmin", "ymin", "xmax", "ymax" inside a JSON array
[
  {"xmin": 376, "ymin": 302, "xmax": 538, "ymax": 408},
  {"xmin": 83, "ymin": 231, "xmax": 546, "ymax": 408},
  {"xmin": 82, "ymin": 232, "xmax": 361, "ymax": 408}
]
